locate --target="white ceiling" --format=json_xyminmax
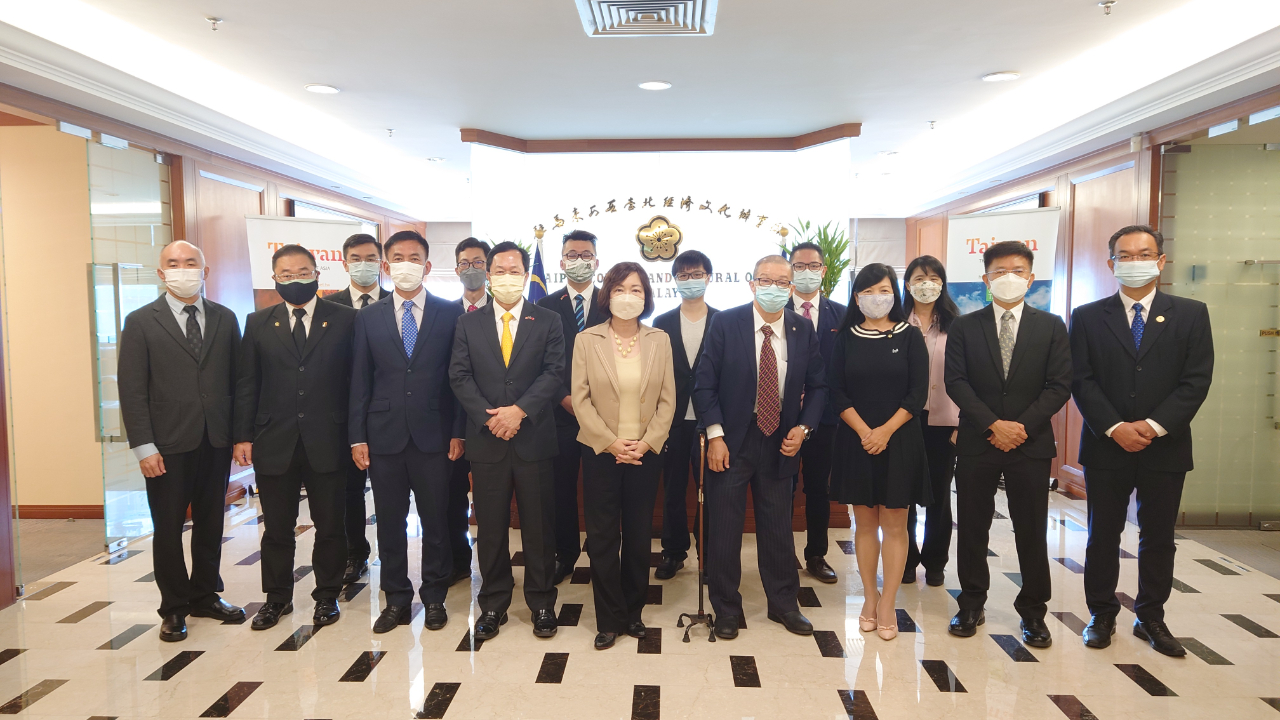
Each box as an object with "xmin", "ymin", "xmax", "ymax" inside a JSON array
[{"xmin": 0, "ymin": 0, "xmax": 1278, "ymax": 219}]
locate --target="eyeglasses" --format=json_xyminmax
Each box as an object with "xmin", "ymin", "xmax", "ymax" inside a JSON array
[
  {"xmin": 274, "ymin": 271, "xmax": 316, "ymax": 282},
  {"xmin": 754, "ymin": 278, "xmax": 792, "ymax": 289},
  {"xmin": 563, "ymin": 252, "xmax": 595, "ymax": 261},
  {"xmin": 791, "ymin": 262, "xmax": 824, "ymax": 272},
  {"xmin": 1111, "ymin": 253, "xmax": 1162, "ymax": 262},
  {"xmin": 675, "ymin": 271, "xmax": 707, "ymax": 281},
  {"xmin": 984, "ymin": 268, "xmax": 1029, "ymax": 280},
  {"xmin": 456, "ymin": 260, "xmax": 487, "ymax": 270}
]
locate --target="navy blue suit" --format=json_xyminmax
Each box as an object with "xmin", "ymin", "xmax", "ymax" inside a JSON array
[
  {"xmin": 349, "ymin": 290, "xmax": 464, "ymax": 606},
  {"xmin": 693, "ymin": 302, "xmax": 826, "ymax": 618}
]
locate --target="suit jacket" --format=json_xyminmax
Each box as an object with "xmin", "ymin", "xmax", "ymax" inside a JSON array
[
  {"xmin": 944, "ymin": 303, "xmax": 1071, "ymax": 459},
  {"xmin": 449, "ymin": 301, "xmax": 566, "ymax": 462},
  {"xmin": 571, "ymin": 323, "xmax": 678, "ymax": 455},
  {"xmin": 118, "ymin": 294, "xmax": 241, "ymax": 455},
  {"xmin": 787, "ymin": 294, "xmax": 847, "ymax": 425},
  {"xmin": 1070, "ymin": 291, "xmax": 1213, "ymax": 472},
  {"xmin": 234, "ymin": 300, "xmax": 357, "ymax": 475},
  {"xmin": 692, "ymin": 303, "xmax": 827, "ymax": 478},
  {"xmin": 349, "ymin": 291, "xmax": 465, "ymax": 456},
  {"xmin": 324, "ymin": 286, "xmax": 390, "ymax": 308},
  {"xmin": 538, "ymin": 286, "xmax": 609, "ymax": 425},
  {"xmin": 652, "ymin": 304, "xmax": 719, "ymax": 423}
]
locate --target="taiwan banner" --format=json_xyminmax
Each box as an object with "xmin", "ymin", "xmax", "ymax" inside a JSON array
[{"xmin": 945, "ymin": 207, "xmax": 1060, "ymax": 316}]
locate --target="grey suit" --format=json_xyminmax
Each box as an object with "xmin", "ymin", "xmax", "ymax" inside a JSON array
[{"xmin": 118, "ymin": 293, "xmax": 240, "ymax": 617}]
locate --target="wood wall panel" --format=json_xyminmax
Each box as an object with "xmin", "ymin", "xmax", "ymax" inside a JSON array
[
  {"xmin": 194, "ymin": 168, "xmax": 264, "ymax": 322},
  {"xmin": 916, "ymin": 214, "xmax": 947, "ymax": 262}
]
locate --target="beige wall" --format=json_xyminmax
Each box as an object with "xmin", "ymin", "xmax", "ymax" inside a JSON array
[{"xmin": 0, "ymin": 126, "xmax": 102, "ymax": 507}]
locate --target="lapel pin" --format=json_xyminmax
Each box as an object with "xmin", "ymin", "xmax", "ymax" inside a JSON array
[
  {"xmin": 525, "ymin": 316, "xmax": 535, "ymax": 321},
  {"xmin": 322, "ymin": 321, "xmax": 328, "ymax": 327},
  {"xmin": 274, "ymin": 321, "xmax": 280, "ymax": 326},
  {"xmin": 1156, "ymin": 315, "xmax": 1165, "ymax": 323}
]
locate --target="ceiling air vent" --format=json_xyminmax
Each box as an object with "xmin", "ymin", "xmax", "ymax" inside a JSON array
[{"xmin": 574, "ymin": 0, "xmax": 717, "ymax": 37}]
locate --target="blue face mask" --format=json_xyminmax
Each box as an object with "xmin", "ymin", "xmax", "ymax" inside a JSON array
[
  {"xmin": 754, "ymin": 284, "xmax": 792, "ymax": 314},
  {"xmin": 676, "ymin": 278, "xmax": 707, "ymax": 299}
]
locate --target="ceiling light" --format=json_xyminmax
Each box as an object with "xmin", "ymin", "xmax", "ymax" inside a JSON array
[
  {"xmin": 426, "ymin": 157, "xmax": 445, "ymax": 163},
  {"xmin": 878, "ymin": 151, "xmax": 898, "ymax": 157},
  {"xmin": 304, "ymin": 84, "xmax": 340, "ymax": 94},
  {"xmin": 981, "ymin": 71, "xmax": 1021, "ymax": 83},
  {"xmin": 639, "ymin": 81, "xmax": 672, "ymax": 91}
]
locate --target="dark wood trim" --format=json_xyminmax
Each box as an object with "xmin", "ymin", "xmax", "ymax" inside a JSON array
[
  {"xmin": 15, "ymin": 505, "xmax": 104, "ymax": 520},
  {"xmin": 461, "ymin": 123, "xmax": 862, "ymax": 154},
  {"xmin": 1147, "ymin": 85, "xmax": 1280, "ymax": 146}
]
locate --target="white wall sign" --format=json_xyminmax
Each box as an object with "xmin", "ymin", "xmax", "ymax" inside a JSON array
[
  {"xmin": 245, "ymin": 215, "xmax": 362, "ymax": 291},
  {"xmin": 945, "ymin": 207, "xmax": 1060, "ymax": 315}
]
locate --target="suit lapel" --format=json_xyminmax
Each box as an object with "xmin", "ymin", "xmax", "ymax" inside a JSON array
[
  {"xmin": 1101, "ymin": 293, "xmax": 1138, "ymax": 359},
  {"xmin": 977, "ymin": 305, "xmax": 1004, "ymax": 381},
  {"xmin": 299, "ymin": 300, "xmax": 330, "ymax": 361},
  {"xmin": 409, "ymin": 295, "xmax": 440, "ymax": 362},
  {"xmin": 506, "ymin": 305, "xmax": 535, "ymax": 368},
  {"xmin": 199, "ymin": 302, "xmax": 222, "ymax": 366},
  {"xmin": 591, "ymin": 339, "xmax": 621, "ymax": 394},
  {"xmin": 1004, "ymin": 306, "xmax": 1036, "ymax": 382},
  {"xmin": 668, "ymin": 312, "xmax": 689, "ymax": 373},
  {"xmin": 1136, "ymin": 291, "xmax": 1172, "ymax": 361},
  {"xmin": 271, "ymin": 304, "xmax": 301, "ymax": 360},
  {"xmin": 783, "ymin": 316, "xmax": 801, "ymax": 394},
  {"xmin": 380, "ymin": 296, "xmax": 408, "ymax": 363},
  {"xmin": 478, "ymin": 303, "xmax": 503, "ymax": 367},
  {"xmin": 152, "ymin": 295, "xmax": 199, "ymax": 361}
]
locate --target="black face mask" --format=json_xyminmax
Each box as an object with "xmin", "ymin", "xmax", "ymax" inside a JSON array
[{"xmin": 276, "ymin": 279, "xmax": 318, "ymax": 306}]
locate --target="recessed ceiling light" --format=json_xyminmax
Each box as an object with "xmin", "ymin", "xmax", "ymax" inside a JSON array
[
  {"xmin": 878, "ymin": 151, "xmax": 898, "ymax": 157},
  {"xmin": 639, "ymin": 81, "xmax": 672, "ymax": 91},
  {"xmin": 304, "ymin": 84, "xmax": 341, "ymax": 94},
  {"xmin": 426, "ymin": 157, "xmax": 445, "ymax": 163},
  {"xmin": 981, "ymin": 71, "xmax": 1021, "ymax": 83}
]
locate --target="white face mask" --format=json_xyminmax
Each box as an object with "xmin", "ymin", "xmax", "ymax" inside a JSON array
[
  {"xmin": 858, "ymin": 293, "xmax": 895, "ymax": 320},
  {"xmin": 988, "ymin": 273, "xmax": 1029, "ymax": 304},
  {"xmin": 388, "ymin": 261, "xmax": 425, "ymax": 292},
  {"xmin": 347, "ymin": 261, "xmax": 380, "ymax": 288},
  {"xmin": 909, "ymin": 280, "xmax": 942, "ymax": 304},
  {"xmin": 163, "ymin": 268, "xmax": 203, "ymax": 298},
  {"xmin": 1113, "ymin": 260, "xmax": 1160, "ymax": 288},
  {"xmin": 610, "ymin": 294, "xmax": 644, "ymax": 320},
  {"xmin": 489, "ymin": 274, "xmax": 526, "ymax": 305}
]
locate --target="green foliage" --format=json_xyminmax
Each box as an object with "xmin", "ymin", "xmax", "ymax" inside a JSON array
[{"xmin": 778, "ymin": 219, "xmax": 851, "ymax": 299}]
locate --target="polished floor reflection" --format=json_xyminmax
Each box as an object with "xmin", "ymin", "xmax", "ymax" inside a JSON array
[{"xmin": 2, "ymin": 487, "xmax": 1279, "ymax": 719}]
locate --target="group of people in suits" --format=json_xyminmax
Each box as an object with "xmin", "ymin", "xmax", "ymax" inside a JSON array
[{"xmin": 118, "ymin": 222, "xmax": 1211, "ymax": 659}]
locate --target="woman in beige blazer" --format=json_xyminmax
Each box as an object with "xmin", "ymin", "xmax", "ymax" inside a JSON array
[{"xmin": 571, "ymin": 261, "xmax": 676, "ymax": 650}]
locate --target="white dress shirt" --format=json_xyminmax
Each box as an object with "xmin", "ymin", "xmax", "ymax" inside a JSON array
[
  {"xmin": 679, "ymin": 310, "xmax": 707, "ymax": 421},
  {"xmin": 494, "ymin": 297, "xmax": 525, "ymax": 344},
  {"xmin": 1104, "ymin": 288, "xmax": 1167, "ymax": 438},
  {"xmin": 569, "ymin": 285, "xmax": 595, "ymax": 322},
  {"xmin": 285, "ymin": 296, "xmax": 318, "ymax": 335},
  {"xmin": 992, "ymin": 299, "xmax": 1024, "ymax": 344},
  {"xmin": 348, "ymin": 285, "xmax": 379, "ymax": 308},
  {"xmin": 707, "ymin": 306, "xmax": 788, "ymax": 440},
  {"xmin": 393, "ymin": 288, "xmax": 426, "ymax": 338},
  {"xmin": 165, "ymin": 293, "xmax": 206, "ymax": 336},
  {"xmin": 795, "ymin": 294, "xmax": 820, "ymax": 331},
  {"xmin": 463, "ymin": 292, "xmax": 489, "ymax": 311}
]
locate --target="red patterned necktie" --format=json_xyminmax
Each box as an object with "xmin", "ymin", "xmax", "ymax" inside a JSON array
[
  {"xmin": 467, "ymin": 304, "xmax": 477, "ymax": 312},
  {"xmin": 757, "ymin": 324, "xmax": 781, "ymax": 436},
  {"xmin": 801, "ymin": 301, "xmax": 813, "ymax": 320}
]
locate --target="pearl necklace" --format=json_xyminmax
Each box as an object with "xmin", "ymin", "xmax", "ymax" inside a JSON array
[{"xmin": 612, "ymin": 328, "xmax": 638, "ymax": 357}]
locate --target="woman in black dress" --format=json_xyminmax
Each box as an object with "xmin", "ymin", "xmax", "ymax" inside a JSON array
[{"xmin": 829, "ymin": 263, "xmax": 931, "ymax": 641}]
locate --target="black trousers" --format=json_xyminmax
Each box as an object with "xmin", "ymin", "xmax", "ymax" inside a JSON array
[
  {"xmin": 471, "ymin": 452, "xmax": 558, "ymax": 614},
  {"xmin": 256, "ymin": 439, "xmax": 346, "ymax": 603},
  {"xmin": 551, "ymin": 420, "xmax": 583, "ymax": 565},
  {"xmin": 145, "ymin": 432, "xmax": 231, "ymax": 617},
  {"xmin": 955, "ymin": 448, "xmax": 1051, "ymax": 619},
  {"xmin": 1084, "ymin": 466, "xmax": 1185, "ymax": 622},
  {"xmin": 448, "ymin": 457, "xmax": 475, "ymax": 574},
  {"xmin": 906, "ymin": 417, "xmax": 958, "ymax": 573},
  {"xmin": 706, "ymin": 423, "xmax": 800, "ymax": 618},
  {"xmin": 583, "ymin": 447, "xmax": 663, "ymax": 633},
  {"xmin": 343, "ymin": 453, "xmax": 371, "ymax": 562},
  {"xmin": 796, "ymin": 423, "xmax": 835, "ymax": 559},
  {"xmin": 369, "ymin": 444, "xmax": 452, "ymax": 606},
  {"xmin": 659, "ymin": 419, "xmax": 703, "ymax": 562}
]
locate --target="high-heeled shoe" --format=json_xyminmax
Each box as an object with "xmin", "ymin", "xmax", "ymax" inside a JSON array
[
  {"xmin": 877, "ymin": 624, "xmax": 898, "ymax": 641},
  {"xmin": 858, "ymin": 615, "xmax": 877, "ymax": 632}
]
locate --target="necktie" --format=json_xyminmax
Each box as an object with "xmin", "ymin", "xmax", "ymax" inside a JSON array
[
  {"xmin": 292, "ymin": 308, "xmax": 307, "ymax": 353},
  {"xmin": 1131, "ymin": 302, "xmax": 1145, "ymax": 351},
  {"xmin": 401, "ymin": 300, "xmax": 417, "ymax": 357},
  {"xmin": 467, "ymin": 304, "xmax": 477, "ymax": 312},
  {"xmin": 757, "ymin": 325, "xmax": 780, "ymax": 436},
  {"xmin": 501, "ymin": 312, "xmax": 514, "ymax": 366},
  {"xmin": 801, "ymin": 301, "xmax": 813, "ymax": 320},
  {"xmin": 574, "ymin": 294, "xmax": 585, "ymax": 332},
  {"xmin": 999, "ymin": 310, "xmax": 1015, "ymax": 379},
  {"xmin": 359, "ymin": 293, "xmax": 371, "ymax": 309},
  {"xmin": 183, "ymin": 305, "xmax": 202, "ymax": 357}
]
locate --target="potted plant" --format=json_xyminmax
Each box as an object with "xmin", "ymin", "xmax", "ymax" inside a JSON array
[{"xmin": 778, "ymin": 219, "xmax": 850, "ymax": 299}]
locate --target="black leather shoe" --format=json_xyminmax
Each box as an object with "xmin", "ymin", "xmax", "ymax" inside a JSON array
[
  {"xmin": 924, "ymin": 569, "xmax": 945, "ymax": 587},
  {"xmin": 251, "ymin": 601, "xmax": 292, "ymax": 630},
  {"xmin": 767, "ymin": 610, "xmax": 814, "ymax": 636},
  {"xmin": 1021, "ymin": 617, "xmax": 1052, "ymax": 648},
  {"xmin": 948, "ymin": 609, "xmax": 985, "ymax": 637},
  {"xmin": 654, "ymin": 556, "xmax": 683, "ymax": 580},
  {"xmin": 313, "ymin": 599, "xmax": 341, "ymax": 626},
  {"xmin": 626, "ymin": 621, "xmax": 647, "ymax": 639},
  {"xmin": 373, "ymin": 605, "xmax": 411, "ymax": 634},
  {"xmin": 189, "ymin": 598, "xmax": 245, "ymax": 623},
  {"xmin": 902, "ymin": 566, "xmax": 917, "ymax": 584},
  {"xmin": 714, "ymin": 614, "xmax": 739, "ymax": 640},
  {"xmin": 1134, "ymin": 619, "xmax": 1186, "ymax": 657},
  {"xmin": 806, "ymin": 557, "xmax": 838, "ymax": 584},
  {"xmin": 594, "ymin": 632, "xmax": 618, "ymax": 650},
  {"xmin": 474, "ymin": 611, "xmax": 507, "ymax": 641},
  {"xmin": 552, "ymin": 561, "xmax": 575, "ymax": 586},
  {"xmin": 532, "ymin": 609, "xmax": 558, "ymax": 638},
  {"xmin": 449, "ymin": 566, "xmax": 472, "ymax": 586},
  {"xmin": 159, "ymin": 614, "xmax": 187, "ymax": 642},
  {"xmin": 342, "ymin": 557, "xmax": 368, "ymax": 585},
  {"xmin": 424, "ymin": 603, "xmax": 448, "ymax": 631},
  {"xmin": 1083, "ymin": 614, "xmax": 1117, "ymax": 649}
]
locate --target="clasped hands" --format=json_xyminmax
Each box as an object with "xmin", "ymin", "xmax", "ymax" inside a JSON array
[
  {"xmin": 988, "ymin": 420, "xmax": 1027, "ymax": 452},
  {"xmin": 855, "ymin": 425, "xmax": 893, "ymax": 455},
  {"xmin": 1112, "ymin": 420, "xmax": 1157, "ymax": 452},
  {"xmin": 606, "ymin": 438, "xmax": 651, "ymax": 465},
  {"xmin": 485, "ymin": 405, "xmax": 525, "ymax": 440}
]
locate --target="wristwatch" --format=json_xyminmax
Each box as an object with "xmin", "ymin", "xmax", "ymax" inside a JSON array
[{"xmin": 799, "ymin": 425, "xmax": 813, "ymax": 441}]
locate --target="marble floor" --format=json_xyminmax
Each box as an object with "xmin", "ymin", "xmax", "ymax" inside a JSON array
[{"xmin": 2, "ymin": 487, "xmax": 1279, "ymax": 720}]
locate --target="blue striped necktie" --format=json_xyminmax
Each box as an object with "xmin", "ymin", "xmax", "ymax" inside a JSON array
[
  {"xmin": 1131, "ymin": 302, "xmax": 1145, "ymax": 351},
  {"xmin": 401, "ymin": 300, "xmax": 417, "ymax": 357},
  {"xmin": 573, "ymin": 294, "xmax": 585, "ymax": 332}
]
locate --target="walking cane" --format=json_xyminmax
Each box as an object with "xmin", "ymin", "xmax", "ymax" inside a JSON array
[{"xmin": 677, "ymin": 432, "xmax": 715, "ymax": 642}]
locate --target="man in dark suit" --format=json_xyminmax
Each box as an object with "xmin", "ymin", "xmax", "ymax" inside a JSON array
[
  {"xmin": 450, "ymin": 241, "xmax": 565, "ymax": 641},
  {"xmin": 652, "ymin": 250, "xmax": 718, "ymax": 580},
  {"xmin": 945, "ymin": 240, "xmax": 1071, "ymax": 648},
  {"xmin": 785, "ymin": 241, "xmax": 846, "ymax": 584},
  {"xmin": 234, "ymin": 244, "xmax": 356, "ymax": 631},
  {"xmin": 693, "ymin": 255, "xmax": 826, "ymax": 639},
  {"xmin": 537, "ymin": 229, "xmax": 608, "ymax": 584},
  {"xmin": 118, "ymin": 240, "xmax": 246, "ymax": 642},
  {"xmin": 350, "ymin": 230, "xmax": 465, "ymax": 633},
  {"xmin": 1071, "ymin": 225, "xmax": 1213, "ymax": 657},
  {"xmin": 323, "ymin": 233, "xmax": 391, "ymax": 585}
]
